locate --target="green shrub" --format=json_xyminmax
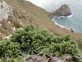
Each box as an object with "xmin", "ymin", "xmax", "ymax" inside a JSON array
[
  {"xmin": 0, "ymin": 40, "xmax": 20, "ymax": 57},
  {"xmin": 10, "ymin": 25, "xmax": 78, "ymax": 56},
  {"xmin": 0, "ymin": 25, "xmax": 80, "ymax": 61}
]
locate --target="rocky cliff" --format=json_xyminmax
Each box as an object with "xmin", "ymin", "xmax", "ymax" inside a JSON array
[{"xmin": 49, "ymin": 4, "xmax": 72, "ymax": 18}]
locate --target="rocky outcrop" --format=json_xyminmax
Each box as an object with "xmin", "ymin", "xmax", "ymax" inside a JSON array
[
  {"xmin": 24, "ymin": 55, "xmax": 46, "ymax": 62},
  {"xmin": 0, "ymin": 0, "xmax": 33, "ymax": 40},
  {"xmin": 24, "ymin": 54, "xmax": 73, "ymax": 62},
  {"xmin": 0, "ymin": 0, "xmax": 12, "ymax": 20},
  {"xmin": 50, "ymin": 4, "xmax": 72, "ymax": 18}
]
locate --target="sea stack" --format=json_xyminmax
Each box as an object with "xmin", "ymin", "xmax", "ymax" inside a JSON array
[{"xmin": 50, "ymin": 4, "xmax": 72, "ymax": 18}]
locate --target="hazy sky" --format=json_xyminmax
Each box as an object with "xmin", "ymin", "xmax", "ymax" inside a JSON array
[
  {"xmin": 27, "ymin": 0, "xmax": 64, "ymax": 5},
  {"xmin": 27, "ymin": 0, "xmax": 53, "ymax": 7},
  {"xmin": 27, "ymin": 0, "xmax": 63, "ymax": 11},
  {"xmin": 26, "ymin": 0, "xmax": 66, "ymax": 11}
]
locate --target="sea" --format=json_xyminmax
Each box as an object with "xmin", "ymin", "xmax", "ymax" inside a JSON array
[{"xmin": 27, "ymin": 0, "xmax": 82, "ymax": 33}]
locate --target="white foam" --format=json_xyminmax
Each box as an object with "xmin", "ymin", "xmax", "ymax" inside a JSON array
[
  {"xmin": 52, "ymin": 18, "xmax": 71, "ymax": 31},
  {"xmin": 67, "ymin": 14, "xmax": 73, "ymax": 18},
  {"xmin": 51, "ymin": 13, "xmax": 74, "ymax": 31},
  {"xmin": 54, "ymin": 14, "xmax": 73, "ymax": 19}
]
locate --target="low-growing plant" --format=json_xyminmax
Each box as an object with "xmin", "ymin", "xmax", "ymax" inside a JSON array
[{"xmin": 0, "ymin": 25, "xmax": 80, "ymax": 62}]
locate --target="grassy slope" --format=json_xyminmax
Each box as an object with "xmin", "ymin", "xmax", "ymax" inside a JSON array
[{"xmin": 4, "ymin": 0, "xmax": 82, "ymax": 52}]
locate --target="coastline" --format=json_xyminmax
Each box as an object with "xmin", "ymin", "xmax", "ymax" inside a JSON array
[
  {"xmin": 52, "ymin": 14, "xmax": 73, "ymax": 32},
  {"xmin": 53, "ymin": 14, "xmax": 73, "ymax": 19},
  {"xmin": 67, "ymin": 14, "xmax": 73, "ymax": 18}
]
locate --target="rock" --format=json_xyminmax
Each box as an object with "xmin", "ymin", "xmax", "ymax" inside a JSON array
[
  {"xmin": 70, "ymin": 28, "xmax": 74, "ymax": 32},
  {"xmin": 47, "ymin": 57, "xmax": 65, "ymax": 62},
  {"xmin": 47, "ymin": 57, "xmax": 58, "ymax": 62},
  {"xmin": 24, "ymin": 55, "xmax": 45, "ymax": 62},
  {"xmin": 63, "ymin": 54, "xmax": 72, "ymax": 62},
  {"xmin": 0, "ymin": 0, "xmax": 12, "ymax": 20},
  {"xmin": 50, "ymin": 4, "xmax": 72, "ymax": 18}
]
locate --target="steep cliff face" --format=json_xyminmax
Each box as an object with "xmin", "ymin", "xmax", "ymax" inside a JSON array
[{"xmin": 50, "ymin": 4, "xmax": 72, "ymax": 18}]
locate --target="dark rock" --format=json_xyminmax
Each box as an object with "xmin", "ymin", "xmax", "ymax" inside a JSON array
[
  {"xmin": 50, "ymin": 4, "xmax": 72, "ymax": 18},
  {"xmin": 70, "ymin": 28, "xmax": 74, "ymax": 32},
  {"xmin": 47, "ymin": 57, "xmax": 65, "ymax": 62}
]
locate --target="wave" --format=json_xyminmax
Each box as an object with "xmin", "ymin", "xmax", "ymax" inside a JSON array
[
  {"xmin": 52, "ymin": 18, "xmax": 73, "ymax": 31},
  {"xmin": 67, "ymin": 14, "xmax": 73, "ymax": 18},
  {"xmin": 54, "ymin": 14, "xmax": 73, "ymax": 19}
]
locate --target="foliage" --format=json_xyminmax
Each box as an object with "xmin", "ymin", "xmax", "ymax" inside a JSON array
[
  {"xmin": 0, "ymin": 40, "xmax": 20, "ymax": 57},
  {"xmin": 0, "ymin": 25, "xmax": 80, "ymax": 61}
]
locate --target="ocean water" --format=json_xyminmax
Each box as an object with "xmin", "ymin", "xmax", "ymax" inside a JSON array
[{"xmin": 27, "ymin": 0, "xmax": 82, "ymax": 33}]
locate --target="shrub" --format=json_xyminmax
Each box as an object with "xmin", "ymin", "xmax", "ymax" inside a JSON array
[
  {"xmin": 10, "ymin": 25, "xmax": 78, "ymax": 56},
  {"xmin": 0, "ymin": 25, "xmax": 79, "ymax": 61},
  {"xmin": 0, "ymin": 40, "xmax": 20, "ymax": 57}
]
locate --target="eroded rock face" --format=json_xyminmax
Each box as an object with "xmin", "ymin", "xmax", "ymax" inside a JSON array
[
  {"xmin": 50, "ymin": 4, "xmax": 72, "ymax": 18},
  {"xmin": 0, "ymin": 0, "xmax": 12, "ymax": 21},
  {"xmin": 0, "ymin": 0, "xmax": 32, "ymax": 40}
]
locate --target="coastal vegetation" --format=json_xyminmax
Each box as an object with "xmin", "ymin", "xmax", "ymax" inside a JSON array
[
  {"xmin": 0, "ymin": 0, "xmax": 82, "ymax": 62},
  {"xmin": 0, "ymin": 25, "xmax": 81, "ymax": 62}
]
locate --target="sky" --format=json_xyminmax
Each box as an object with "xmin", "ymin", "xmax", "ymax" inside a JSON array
[
  {"xmin": 26, "ymin": 0, "xmax": 65, "ymax": 12},
  {"xmin": 26, "ymin": 0, "xmax": 53, "ymax": 7}
]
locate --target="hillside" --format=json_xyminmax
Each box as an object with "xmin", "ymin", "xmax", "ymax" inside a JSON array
[
  {"xmin": 0, "ymin": 25, "xmax": 80, "ymax": 62},
  {"xmin": 0, "ymin": 0, "xmax": 82, "ymax": 54}
]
